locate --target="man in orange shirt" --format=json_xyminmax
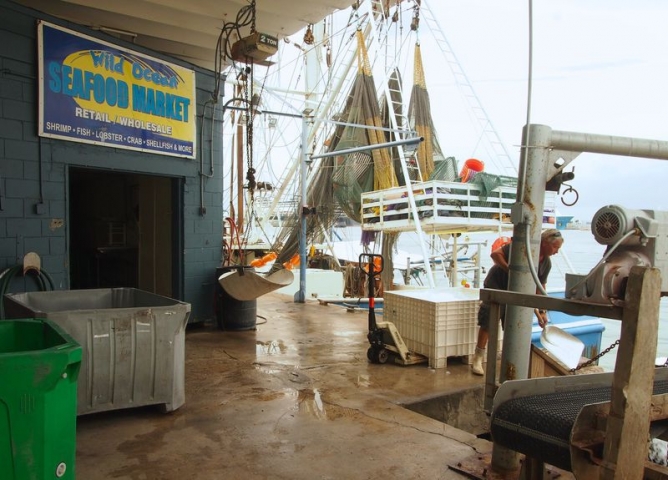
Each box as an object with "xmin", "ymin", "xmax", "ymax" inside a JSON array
[{"xmin": 471, "ymin": 229, "xmax": 564, "ymax": 375}]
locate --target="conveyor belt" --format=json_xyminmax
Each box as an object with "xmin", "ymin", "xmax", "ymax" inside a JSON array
[{"xmin": 490, "ymin": 379, "xmax": 668, "ymax": 470}]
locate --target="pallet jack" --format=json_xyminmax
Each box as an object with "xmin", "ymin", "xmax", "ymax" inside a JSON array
[{"xmin": 360, "ymin": 253, "xmax": 427, "ymax": 366}]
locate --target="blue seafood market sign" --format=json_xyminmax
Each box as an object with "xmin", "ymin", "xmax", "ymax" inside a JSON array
[{"xmin": 38, "ymin": 21, "xmax": 196, "ymax": 159}]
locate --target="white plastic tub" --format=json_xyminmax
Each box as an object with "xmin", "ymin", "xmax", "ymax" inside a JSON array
[
  {"xmin": 4, "ymin": 288, "xmax": 190, "ymax": 415},
  {"xmin": 384, "ymin": 287, "xmax": 480, "ymax": 368}
]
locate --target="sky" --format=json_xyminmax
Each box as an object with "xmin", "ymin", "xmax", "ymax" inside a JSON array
[{"xmin": 419, "ymin": 0, "xmax": 668, "ymax": 222}]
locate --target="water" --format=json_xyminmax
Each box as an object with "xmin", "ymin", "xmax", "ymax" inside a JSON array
[{"xmin": 332, "ymin": 226, "xmax": 668, "ymax": 372}]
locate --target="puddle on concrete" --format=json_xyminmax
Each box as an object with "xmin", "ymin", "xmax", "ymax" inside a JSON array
[
  {"xmin": 356, "ymin": 374, "xmax": 371, "ymax": 388},
  {"xmin": 403, "ymin": 386, "xmax": 490, "ymax": 437},
  {"xmin": 256, "ymin": 340, "xmax": 289, "ymax": 356},
  {"xmin": 252, "ymin": 363, "xmax": 312, "ymax": 387},
  {"xmin": 253, "ymin": 364, "xmax": 282, "ymax": 375},
  {"xmin": 257, "ymin": 389, "xmax": 296, "ymax": 402},
  {"xmin": 333, "ymin": 330, "xmax": 362, "ymax": 338},
  {"xmin": 296, "ymin": 388, "xmax": 327, "ymax": 419}
]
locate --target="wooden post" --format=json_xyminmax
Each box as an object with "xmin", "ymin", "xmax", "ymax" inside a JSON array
[{"xmin": 601, "ymin": 266, "xmax": 661, "ymax": 479}]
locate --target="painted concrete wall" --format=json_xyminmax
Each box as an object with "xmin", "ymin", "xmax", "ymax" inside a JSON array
[{"xmin": 0, "ymin": 0, "xmax": 224, "ymax": 322}]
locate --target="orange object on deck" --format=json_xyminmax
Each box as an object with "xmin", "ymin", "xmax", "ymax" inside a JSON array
[
  {"xmin": 283, "ymin": 253, "xmax": 300, "ymax": 270},
  {"xmin": 459, "ymin": 158, "xmax": 484, "ymax": 182},
  {"xmin": 250, "ymin": 252, "xmax": 277, "ymax": 268}
]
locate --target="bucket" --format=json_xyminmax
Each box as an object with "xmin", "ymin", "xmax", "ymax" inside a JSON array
[
  {"xmin": 215, "ymin": 266, "xmax": 257, "ymax": 331},
  {"xmin": 459, "ymin": 158, "xmax": 484, "ymax": 182}
]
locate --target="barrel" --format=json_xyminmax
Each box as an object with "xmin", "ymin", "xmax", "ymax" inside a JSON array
[
  {"xmin": 215, "ymin": 266, "xmax": 257, "ymax": 331},
  {"xmin": 459, "ymin": 158, "xmax": 485, "ymax": 182}
]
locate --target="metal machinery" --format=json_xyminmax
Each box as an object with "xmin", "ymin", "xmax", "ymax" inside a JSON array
[
  {"xmin": 482, "ymin": 204, "xmax": 668, "ymax": 479},
  {"xmin": 567, "ymin": 205, "xmax": 668, "ymax": 303}
]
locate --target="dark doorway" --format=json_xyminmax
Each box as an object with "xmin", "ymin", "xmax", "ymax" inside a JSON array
[{"xmin": 68, "ymin": 167, "xmax": 181, "ymax": 298}]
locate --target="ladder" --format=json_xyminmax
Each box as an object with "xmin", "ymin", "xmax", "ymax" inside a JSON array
[{"xmin": 368, "ymin": 0, "xmax": 411, "ymax": 133}]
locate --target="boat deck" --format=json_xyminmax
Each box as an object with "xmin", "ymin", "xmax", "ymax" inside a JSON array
[{"xmin": 75, "ymin": 292, "xmax": 499, "ymax": 479}]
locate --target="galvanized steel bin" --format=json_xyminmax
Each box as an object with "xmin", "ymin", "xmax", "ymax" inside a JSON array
[{"xmin": 4, "ymin": 288, "xmax": 190, "ymax": 415}]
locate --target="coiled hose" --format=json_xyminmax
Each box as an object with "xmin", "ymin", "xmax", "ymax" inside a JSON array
[{"xmin": 0, "ymin": 265, "xmax": 55, "ymax": 319}]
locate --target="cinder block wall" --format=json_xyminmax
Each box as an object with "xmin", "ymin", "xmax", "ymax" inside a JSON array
[{"xmin": 0, "ymin": 0, "xmax": 224, "ymax": 322}]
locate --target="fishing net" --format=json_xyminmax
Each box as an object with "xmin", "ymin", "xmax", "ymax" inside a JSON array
[
  {"xmin": 332, "ymin": 30, "xmax": 398, "ymax": 221},
  {"xmin": 274, "ymin": 30, "xmax": 400, "ymax": 270},
  {"xmin": 272, "ymin": 154, "xmax": 339, "ymax": 269},
  {"xmin": 428, "ymin": 156, "xmax": 459, "ymax": 182},
  {"xmin": 408, "ymin": 44, "xmax": 447, "ymax": 180},
  {"xmin": 331, "ymin": 29, "xmax": 401, "ymax": 293},
  {"xmin": 469, "ymin": 171, "xmax": 518, "ymax": 199}
]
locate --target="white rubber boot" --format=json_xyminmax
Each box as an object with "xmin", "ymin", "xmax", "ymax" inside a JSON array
[{"xmin": 471, "ymin": 347, "xmax": 486, "ymax": 376}]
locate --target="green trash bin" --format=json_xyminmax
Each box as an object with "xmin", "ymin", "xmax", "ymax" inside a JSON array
[{"xmin": 0, "ymin": 318, "xmax": 82, "ymax": 480}]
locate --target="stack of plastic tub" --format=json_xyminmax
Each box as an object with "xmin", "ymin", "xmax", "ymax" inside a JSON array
[
  {"xmin": 383, "ymin": 287, "xmax": 480, "ymax": 368},
  {"xmin": 0, "ymin": 318, "xmax": 81, "ymax": 480}
]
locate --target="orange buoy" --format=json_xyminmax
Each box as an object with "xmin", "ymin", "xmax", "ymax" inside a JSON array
[
  {"xmin": 282, "ymin": 253, "xmax": 300, "ymax": 270},
  {"xmin": 250, "ymin": 251, "xmax": 277, "ymax": 268}
]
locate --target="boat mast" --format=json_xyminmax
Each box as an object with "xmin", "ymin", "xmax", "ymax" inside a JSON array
[{"xmin": 236, "ymin": 84, "xmax": 245, "ymax": 234}]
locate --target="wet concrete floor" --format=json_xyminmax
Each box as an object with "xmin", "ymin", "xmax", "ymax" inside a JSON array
[{"xmin": 76, "ymin": 293, "xmax": 493, "ymax": 479}]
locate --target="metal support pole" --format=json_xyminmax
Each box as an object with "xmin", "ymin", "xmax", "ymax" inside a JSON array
[
  {"xmin": 474, "ymin": 243, "xmax": 482, "ymax": 288},
  {"xmin": 484, "ymin": 300, "xmax": 502, "ymax": 412},
  {"xmin": 295, "ymin": 115, "xmax": 309, "ymax": 303},
  {"xmin": 451, "ymin": 235, "xmax": 458, "ymax": 287},
  {"xmin": 550, "ymin": 129, "xmax": 668, "ymax": 160},
  {"xmin": 492, "ymin": 124, "xmax": 552, "ymax": 471},
  {"xmin": 308, "ymin": 137, "xmax": 423, "ymax": 160}
]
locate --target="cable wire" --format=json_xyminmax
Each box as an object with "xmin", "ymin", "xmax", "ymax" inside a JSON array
[
  {"xmin": 524, "ymin": 224, "xmax": 548, "ymax": 297},
  {"xmin": 518, "ymin": 0, "xmax": 535, "ymax": 204}
]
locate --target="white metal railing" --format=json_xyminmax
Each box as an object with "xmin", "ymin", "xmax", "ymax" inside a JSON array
[{"xmin": 361, "ymin": 179, "xmax": 557, "ymax": 234}]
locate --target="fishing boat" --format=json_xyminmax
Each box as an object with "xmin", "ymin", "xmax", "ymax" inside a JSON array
[
  {"xmin": 217, "ymin": 1, "xmax": 557, "ymax": 288},
  {"xmin": 556, "ymin": 215, "xmax": 574, "ymax": 230},
  {"xmin": 211, "ymin": 0, "xmax": 605, "ymax": 338}
]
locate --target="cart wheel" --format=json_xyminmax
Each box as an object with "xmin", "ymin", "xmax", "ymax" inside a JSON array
[
  {"xmin": 367, "ymin": 347, "xmax": 376, "ymax": 362},
  {"xmin": 377, "ymin": 348, "xmax": 389, "ymax": 364}
]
